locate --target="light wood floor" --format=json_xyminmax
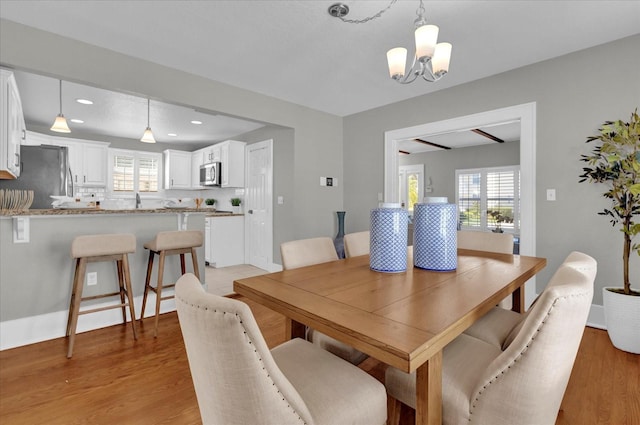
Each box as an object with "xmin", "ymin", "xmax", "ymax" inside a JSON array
[{"xmin": 1, "ymin": 300, "xmax": 638, "ymax": 424}]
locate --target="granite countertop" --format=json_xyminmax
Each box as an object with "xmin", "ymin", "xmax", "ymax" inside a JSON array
[{"xmin": 0, "ymin": 208, "xmax": 243, "ymax": 217}]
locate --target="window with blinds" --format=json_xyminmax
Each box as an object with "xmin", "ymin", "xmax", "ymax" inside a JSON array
[
  {"xmin": 456, "ymin": 165, "xmax": 520, "ymax": 233},
  {"xmin": 110, "ymin": 149, "xmax": 160, "ymax": 193}
]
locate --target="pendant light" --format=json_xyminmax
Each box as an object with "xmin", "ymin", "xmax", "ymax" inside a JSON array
[
  {"xmin": 140, "ymin": 98, "xmax": 156, "ymax": 143},
  {"xmin": 50, "ymin": 80, "xmax": 71, "ymax": 133}
]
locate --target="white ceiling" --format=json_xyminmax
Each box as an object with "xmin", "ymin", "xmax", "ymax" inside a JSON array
[{"xmin": 1, "ymin": 1, "xmax": 639, "ymax": 146}]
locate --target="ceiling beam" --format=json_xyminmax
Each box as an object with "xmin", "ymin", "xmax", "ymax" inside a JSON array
[
  {"xmin": 399, "ymin": 150, "xmax": 410, "ymax": 155},
  {"xmin": 471, "ymin": 128, "xmax": 505, "ymax": 143},
  {"xmin": 413, "ymin": 138, "xmax": 452, "ymax": 150}
]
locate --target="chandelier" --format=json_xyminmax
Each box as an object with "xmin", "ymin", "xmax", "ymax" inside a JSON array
[
  {"xmin": 328, "ymin": 0, "xmax": 452, "ymax": 84},
  {"xmin": 386, "ymin": 0, "xmax": 452, "ymax": 84}
]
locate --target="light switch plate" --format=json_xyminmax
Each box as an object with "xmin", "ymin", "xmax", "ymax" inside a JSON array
[{"xmin": 546, "ymin": 189, "xmax": 556, "ymax": 201}]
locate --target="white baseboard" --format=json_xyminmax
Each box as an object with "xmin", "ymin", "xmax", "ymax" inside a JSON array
[
  {"xmin": 0, "ymin": 291, "xmax": 176, "ymax": 351},
  {"xmin": 1, "ymin": 297, "xmax": 608, "ymax": 351},
  {"xmin": 586, "ymin": 303, "xmax": 606, "ymax": 330}
]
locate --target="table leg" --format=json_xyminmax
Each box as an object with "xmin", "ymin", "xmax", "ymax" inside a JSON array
[
  {"xmin": 511, "ymin": 286, "xmax": 525, "ymax": 313},
  {"xmin": 285, "ymin": 318, "xmax": 306, "ymax": 340},
  {"xmin": 415, "ymin": 350, "xmax": 443, "ymax": 425}
]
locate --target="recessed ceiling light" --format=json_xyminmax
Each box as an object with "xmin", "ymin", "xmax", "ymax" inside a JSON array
[
  {"xmin": 75, "ymin": 98, "xmax": 93, "ymax": 105},
  {"xmin": 167, "ymin": 133, "xmax": 178, "ymax": 137},
  {"xmin": 191, "ymin": 120, "xmax": 203, "ymax": 125},
  {"xmin": 70, "ymin": 119, "xmax": 84, "ymax": 124}
]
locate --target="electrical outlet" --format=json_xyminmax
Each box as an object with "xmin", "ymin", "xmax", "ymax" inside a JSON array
[
  {"xmin": 546, "ymin": 189, "xmax": 556, "ymax": 201},
  {"xmin": 87, "ymin": 272, "xmax": 97, "ymax": 286}
]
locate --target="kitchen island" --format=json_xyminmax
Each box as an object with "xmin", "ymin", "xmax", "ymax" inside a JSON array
[{"xmin": 0, "ymin": 208, "xmax": 239, "ymax": 350}]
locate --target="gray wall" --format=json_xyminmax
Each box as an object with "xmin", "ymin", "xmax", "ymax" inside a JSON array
[
  {"xmin": 344, "ymin": 34, "xmax": 640, "ymax": 304},
  {"xmin": 399, "ymin": 141, "xmax": 520, "ymax": 205},
  {"xmin": 0, "ymin": 19, "xmax": 344, "ymax": 248},
  {"xmin": 0, "ymin": 214, "xmax": 205, "ymax": 321}
]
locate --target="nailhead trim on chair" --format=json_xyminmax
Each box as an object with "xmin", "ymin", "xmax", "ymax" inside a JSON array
[
  {"xmin": 468, "ymin": 292, "xmax": 590, "ymax": 421},
  {"xmin": 176, "ymin": 296, "xmax": 307, "ymax": 424}
]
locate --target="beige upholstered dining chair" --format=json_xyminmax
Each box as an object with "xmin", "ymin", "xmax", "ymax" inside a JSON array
[
  {"xmin": 175, "ymin": 273, "xmax": 387, "ymax": 425},
  {"xmin": 457, "ymin": 230, "xmax": 514, "ymax": 254},
  {"xmin": 344, "ymin": 231, "xmax": 370, "ymax": 258},
  {"xmin": 280, "ymin": 237, "xmax": 368, "ymax": 365},
  {"xmin": 458, "ymin": 230, "xmax": 514, "ymax": 309},
  {"xmin": 385, "ymin": 251, "xmax": 596, "ymax": 425}
]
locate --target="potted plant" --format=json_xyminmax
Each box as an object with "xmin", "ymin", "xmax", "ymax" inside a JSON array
[
  {"xmin": 230, "ymin": 197, "xmax": 242, "ymax": 213},
  {"xmin": 205, "ymin": 198, "xmax": 216, "ymax": 210},
  {"xmin": 487, "ymin": 209, "xmax": 514, "ymax": 233},
  {"xmin": 579, "ymin": 109, "xmax": 640, "ymax": 353}
]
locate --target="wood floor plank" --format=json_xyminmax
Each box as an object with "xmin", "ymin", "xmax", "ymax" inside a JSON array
[{"xmin": 0, "ymin": 299, "xmax": 637, "ymax": 425}]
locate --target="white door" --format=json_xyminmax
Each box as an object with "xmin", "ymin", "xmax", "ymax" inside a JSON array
[
  {"xmin": 245, "ymin": 140, "xmax": 273, "ymax": 270},
  {"xmin": 399, "ymin": 164, "xmax": 424, "ymax": 213}
]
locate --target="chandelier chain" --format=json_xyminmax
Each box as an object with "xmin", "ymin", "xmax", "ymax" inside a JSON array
[{"xmin": 337, "ymin": 0, "xmax": 398, "ymax": 24}]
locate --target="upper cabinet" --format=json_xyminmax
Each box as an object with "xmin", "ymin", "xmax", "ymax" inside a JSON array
[
  {"xmin": 70, "ymin": 142, "xmax": 109, "ymax": 187},
  {"xmin": 191, "ymin": 149, "xmax": 205, "ymax": 189},
  {"xmin": 36, "ymin": 134, "xmax": 109, "ymax": 187},
  {"xmin": 0, "ymin": 69, "xmax": 26, "ymax": 179},
  {"xmin": 164, "ymin": 149, "xmax": 192, "ymax": 189},
  {"xmin": 218, "ymin": 140, "xmax": 245, "ymax": 188}
]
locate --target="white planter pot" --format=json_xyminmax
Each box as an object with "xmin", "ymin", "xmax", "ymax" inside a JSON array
[{"xmin": 602, "ymin": 287, "xmax": 640, "ymax": 354}]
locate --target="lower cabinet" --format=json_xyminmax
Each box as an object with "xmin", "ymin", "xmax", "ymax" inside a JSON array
[{"xmin": 205, "ymin": 215, "xmax": 244, "ymax": 268}]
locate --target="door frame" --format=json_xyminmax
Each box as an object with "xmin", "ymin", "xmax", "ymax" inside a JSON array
[{"xmin": 383, "ymin": 102, "xmax": 537, "ymax": 307}]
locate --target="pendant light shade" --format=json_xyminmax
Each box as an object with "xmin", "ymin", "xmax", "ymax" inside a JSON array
[
  {"xmin": 50, "ymin": 80, "xmax": 71, "ymax": 133},
  {"xmin": 140, "ymin": 98, "xmax": 156, "ymax": 143}
]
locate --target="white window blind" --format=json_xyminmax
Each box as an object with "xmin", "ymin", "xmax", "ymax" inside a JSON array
[
  {"xmin": 456, "ymin": 165, "xmax": 520, "ymax": 233},
  {"xmin": 109, "ymin": 149, "xmax": 161, "ymax": 194},
  {"xmin": 113, "ymin": 154, "xmax": 135, "ymax": 192}
]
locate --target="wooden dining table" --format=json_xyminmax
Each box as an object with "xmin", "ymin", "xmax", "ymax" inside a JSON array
[{"xmin": 234, "ymin": 248, "xmax": 547, "ymax": 425}]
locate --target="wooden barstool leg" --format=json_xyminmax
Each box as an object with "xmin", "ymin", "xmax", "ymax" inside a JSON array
[
  {"xmin": 386, "ymin": 396, "xmax": 402, "ymax": 425},
  {"xmin": 66, "ymin": 259, "xmax": 82, "ymax": 337},
  {"xmin": 140, "ymin": 251, "xmax": 155, "ymax": 322},
  {"xmin": 67, "ymin": 258, "xmax": 87, "ymax": 358},
  {"xmin": 190, "ymin": 247, "xmax": 200, "ymax": 280},
  {"xmin": 122, "ymin": 254, "xmax": 137, "ymax": 340},
  {"xmin": 117, "ymin": 259, "xmax": 127, "ymax": 323},
  {"xmin": 179, "ymin": 253, "xmax": 186, "ymax": 274},
  {"xmin": 153, "ymin": 251, "xmax": 166, "ymax": 338}
]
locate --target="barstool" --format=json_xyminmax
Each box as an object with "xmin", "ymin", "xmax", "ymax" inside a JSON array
[
  {"xmin": 66, "ymin": 233, "xmax": 137, "ymax": 358},
  {"xmin": 140, "ymin": 230, "xmax": 203, "ymax": 337}
]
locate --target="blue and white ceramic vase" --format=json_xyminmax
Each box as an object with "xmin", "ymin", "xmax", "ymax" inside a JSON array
[
  {"xmin": 413, "ymin": 201, "xmax": 457, "ymax": 271},
  {"xmin": 370, "ymin": 204, "xmax": 408, "ymax": 273}
]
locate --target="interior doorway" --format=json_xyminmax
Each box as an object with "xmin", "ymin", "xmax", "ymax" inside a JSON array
[
  {"xmin": 245, "ymin": 139, "xmax": 274, "ymax": 271},
  {"xmin": 383, "ymin": 102, "xmax": 537, "ymax": 306}
]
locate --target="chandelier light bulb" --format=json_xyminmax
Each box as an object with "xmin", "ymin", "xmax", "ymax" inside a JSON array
[
  {"xmin": 432, "ymin": 42, "xmax": 452, "ymax": 76},
  {"xmin": 387, "ymin": 47, "xmax": 408, "ymax": 79},
  {"xmin": 415, "ymin": 24, "xmax": 439, "ymax": 61}
]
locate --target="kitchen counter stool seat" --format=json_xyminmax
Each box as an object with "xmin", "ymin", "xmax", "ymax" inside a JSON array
[
  {"xmin": 66, "ymin": 233, "xmax": 137, "ymax": 358},
  {"xmin": 140, "ymin": 230, "xmax": 203, "ymax": 337}
]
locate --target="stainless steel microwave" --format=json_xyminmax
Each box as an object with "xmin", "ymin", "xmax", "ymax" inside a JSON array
[{"xmin": 200, "ymin": 162, "xmax": 221, "ymax": 186}]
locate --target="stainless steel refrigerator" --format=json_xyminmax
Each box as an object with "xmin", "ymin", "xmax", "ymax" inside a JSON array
[{"xmin": 0, "ymin": 145, "xmax": 72, "ymax": 209}]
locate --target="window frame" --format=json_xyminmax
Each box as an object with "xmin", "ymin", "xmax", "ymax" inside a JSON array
[
  {"xmin": 455, "ymin": 165, "xmax": 520, "ymax": 234},
  {"xmin": 107, "ymin": 148, "xmax": 163, "ymax": 198}
]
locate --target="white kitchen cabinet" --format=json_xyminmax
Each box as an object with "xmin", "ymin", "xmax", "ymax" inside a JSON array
[
  {"xmin": 191, "ymin": 149, "xmax": 205, "ymax": 189},
  {"xmin": 0, "ymin": 69, "xmax": 25, "ymax": 179},
  {"xmin": 206, "ymin": 215, "xmax": 244, "ymax": 268},
  {"xmin": 163, "ymin": 149, "xmax": 192, "ymax": 189},
  {"xmin": 60, "ymin": 140, "xmax": 108, "ymax": 187},
  {"xmin": 218, "ymin": 140, "xmax": 245, "ymax": 188},
  {"xmin": 202, "ymin": 144, "xmax": 221, "ymax": 164},
  {"xmin": 22, "ymin": 131, "xmax": 108, "ymax": 188}
]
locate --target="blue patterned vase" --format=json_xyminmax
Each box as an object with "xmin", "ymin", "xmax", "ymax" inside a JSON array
[
  {"xmin": 413, "ymin": 202, "xmax": 457, "ymax": 271},
  {"xmin": 370, "ymin": 206, "xmax": 408, "ymax": 273}
]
